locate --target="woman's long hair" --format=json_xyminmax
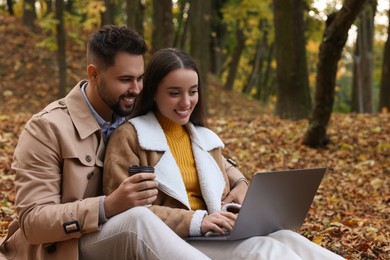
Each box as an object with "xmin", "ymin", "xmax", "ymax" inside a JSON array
[{"xmin": 132, "ymin": 48, "xmax": 206, "ymax": 126}]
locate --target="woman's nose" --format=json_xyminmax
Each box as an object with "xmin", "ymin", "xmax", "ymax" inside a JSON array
[{"xmin": 180, "ymin": 94, "xmax": 190, "ymax": 107}]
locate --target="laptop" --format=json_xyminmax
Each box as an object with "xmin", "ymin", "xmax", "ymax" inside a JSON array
[{"xmin": 186, "ymin": 167, "xmax": 326, "ymax": 241}]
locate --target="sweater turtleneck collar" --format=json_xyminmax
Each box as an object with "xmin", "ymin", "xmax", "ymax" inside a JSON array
[{"xmin": 155, "ymin": 111, "xmax": 186, "ymax": 134}]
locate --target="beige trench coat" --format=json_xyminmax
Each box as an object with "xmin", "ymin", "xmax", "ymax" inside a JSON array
[{"xmin": 0, "ymin": 81, "xmax": 105, "ymax": 260}]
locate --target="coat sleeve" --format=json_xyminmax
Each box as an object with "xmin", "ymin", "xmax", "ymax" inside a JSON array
[
  {"xmin": 148, "ymin": 205, "xmax": 203, "ymax": 238},
  {"xmin": 103, "ymin": 123, "xmax": 142, "ymax": 195},
  {"xmin": 13, "ymin": 115, "xmax": 101, "ymax": 245},
  {"xmin": 222, "ymin": 156, "xmax": 247, "ymax": 188}
]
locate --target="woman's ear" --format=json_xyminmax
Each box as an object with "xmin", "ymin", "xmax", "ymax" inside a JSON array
[{"xmin": 87, "ymin": 64, "xmax": 98, "ymax": 84}]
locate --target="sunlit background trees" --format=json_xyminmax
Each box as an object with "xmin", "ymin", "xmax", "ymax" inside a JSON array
[{"xmin": 1, "ymin": 0, "xmax": 389, "ymax": 146}]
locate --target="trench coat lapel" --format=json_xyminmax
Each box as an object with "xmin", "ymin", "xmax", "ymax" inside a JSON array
[
  {"xmin": 66, "ymin": 82, "xmax": 101, "ymax": 140},
  {"xmin": 65, "ymin": 82, "xmax": 105, "ymax": 167}
]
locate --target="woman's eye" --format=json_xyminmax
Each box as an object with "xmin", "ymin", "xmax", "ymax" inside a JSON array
[
  {"xmin": 169, "ymin": 92, "xmax": 180, "ymax": 96},
  {"xmin": 190, "ymin": 89, "xmax": 198, "ymax": 95}
]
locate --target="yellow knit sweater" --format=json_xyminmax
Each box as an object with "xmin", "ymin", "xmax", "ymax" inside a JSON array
[{"xmin": 156, "ymin": 113, "xmax": 207, "ymax": 210}]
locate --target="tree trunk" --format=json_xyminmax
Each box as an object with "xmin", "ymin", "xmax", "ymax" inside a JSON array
[
  {"xmin": 6, "ymin": 0, "xmax": 14, "ymax": 15},
  {"xmin": 152, "ymin": 0, "xmax": 173, "ymax": 53},
  {"xmin": 224, "ymin": 25, "xmax": 245, "ymax": 91},
  {"xmin": 56, "ymin": 0, "xmax": 67, "ymax": 98},
  {"xmin": 379, "ymin": 7, "xmax": 390, "ymax": 112},
  {"xmin": 23, "ymin": 0, "xmax": 37, "ymax": 30},
  {"xmin": 102, "ymin": 0, "xmax": 115, "ymax": 26},
  {"xmin": 303, "ymin": 0, "xmax": 368, "ymax": 148},
  {"xmin": 190, "ymin": 0, "xmax": 212, "ymax": 114},
  {"xmin": 173, "ymin": 0, "xmax": 189, "ymax": 48},
  {"xmin": 244, "ymin": 19, "xmax": 269, "ymax": 98},
  {"xmin": 262, "ymin": 43, "xmax": 275, "ymax": 104},
  {"xmin": 273, "ymin": 0, "xmax": 311, "ymax": 120},
  {"xmin": 127, "ymin": 0, "xmax": 145, "ymax": 36},
  {"xmin": 243, "ymin": 39, "xmax": 262, "ymax": 94},
  {"xmin": 65, "ymin": 0, "xmax": 75, "ymax": 14},
  {"xmin": 351, "ymin": 0, "xmax": 376, "ymax": 113},
  {"xmin": 180, "ymin": 6, "xmax": 190, "ymax": 49},
  {"xmin": 45, "ymin": 0, "xmax": 53, "ymax": 16},
  {"xmin": 254, "ymin": 53, "xmax": 266, "ymax": 100},
  {"xmin": 210, "ymin": 0, "xmax": 228, "ymax": 76}
]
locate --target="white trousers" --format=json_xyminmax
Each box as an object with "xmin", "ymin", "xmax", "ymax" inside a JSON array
[
  {"xmin": 79, "ymin": 207, "xmax": 344, "ymax": 260},
  {"xmin": 79, "ymin": 207, "xmax": 209, "ymax": 260},
  {"xmin": 189, "ymin": 230, "xmax": 345, "ymax": 260}
]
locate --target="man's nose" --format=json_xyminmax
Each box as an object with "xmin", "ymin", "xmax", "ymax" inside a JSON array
[{"xmin": 129, "ymin": 80, "xmax": 142, "ymax": 94}]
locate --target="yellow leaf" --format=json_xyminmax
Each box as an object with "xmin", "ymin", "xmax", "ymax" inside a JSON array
[
  {"xmin": 371, "ymin": 127, "xmax": 382, "ymax": 133},
  {"xmin": 2, "ymin": 90, "xmax": 13, "ymax": 97},
  {"xmin": 0, "ymin": 114, "xmax": 10, "ymax": 120},
  {"xmin": 312, "ymin": 235, "xmax": 323, "ymax": 245},
  {"xmin": 370, "ymin": 178, "xmax": 383, "ymax": 190}
]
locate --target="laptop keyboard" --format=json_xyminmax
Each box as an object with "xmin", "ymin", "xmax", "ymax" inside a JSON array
[{"xmin": 204, "ymin": 231, "xmax": 231, "ymax": 237}]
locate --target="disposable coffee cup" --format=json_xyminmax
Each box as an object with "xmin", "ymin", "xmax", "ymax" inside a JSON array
[
  {"xmin": 128, "ymin": 165, "xmax": 155, "ymax": 176},
  {"xmin": 128, "ymin": 165, "xmax": 155, "ymax": 207}
]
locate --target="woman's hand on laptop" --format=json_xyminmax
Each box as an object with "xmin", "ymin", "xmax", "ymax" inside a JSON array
[{"xmin": 201, "ymin": 211, "xmax": 237, "ymax": 235}]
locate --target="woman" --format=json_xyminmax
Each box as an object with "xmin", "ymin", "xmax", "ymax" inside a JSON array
[{"xmin": 103, "ymin": 48, "xmax": 344, "ymax": 259}]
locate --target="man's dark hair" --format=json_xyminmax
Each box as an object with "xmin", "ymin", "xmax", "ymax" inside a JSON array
[{"xmin": 86, "ymin": 25, "xmax": 147, "ymax": 70}]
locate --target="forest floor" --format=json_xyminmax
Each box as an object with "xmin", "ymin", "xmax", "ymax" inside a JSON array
[{"xmin": 0, "ymin": 14, "xmax": 389, "ymax": 259}]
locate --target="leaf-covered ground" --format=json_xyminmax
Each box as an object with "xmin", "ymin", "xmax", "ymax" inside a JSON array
[
  {"xmin": 0, "ymin": 14, "xmax": 389, "ymax": 259},
  {"xmin": 207, "ymin": 83, "xmax": 389, "ymax": 259}
]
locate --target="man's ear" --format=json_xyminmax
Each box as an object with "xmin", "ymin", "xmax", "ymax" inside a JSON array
[{"xmin": 87, "ymin": 64, "xmax": 98, "ymax": 84}]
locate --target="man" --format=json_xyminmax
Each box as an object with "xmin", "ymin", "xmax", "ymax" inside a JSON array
[{"xmin": 0, "ymin": 25, "xmax": 246, "ymax": 260}]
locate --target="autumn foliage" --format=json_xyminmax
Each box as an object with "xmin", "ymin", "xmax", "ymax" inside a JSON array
[{"xmin": 0, "ymin": 15, "xmax": 389, "ymax": 259}]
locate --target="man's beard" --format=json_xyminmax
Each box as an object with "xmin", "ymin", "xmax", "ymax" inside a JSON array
[
  {"xmin": 110, "ymin": 94, "xmax": 135, "ymax": 117},
  {"xmin": 97, "ymin": 80, "xmax": 136, "ymax": 117}
]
